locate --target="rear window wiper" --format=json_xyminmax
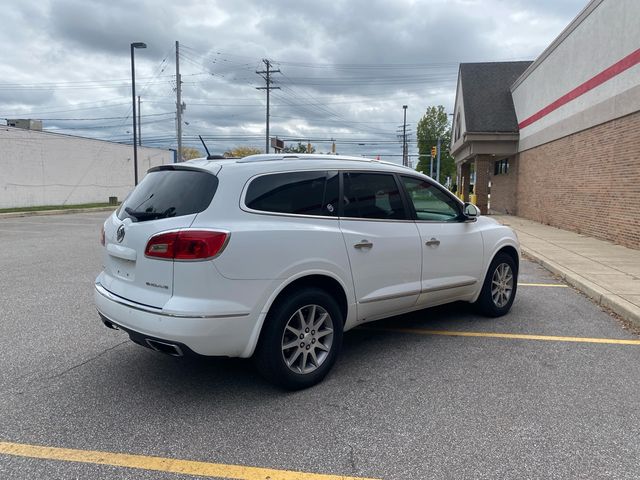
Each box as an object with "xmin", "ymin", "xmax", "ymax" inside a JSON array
[{"xmin": 124, "ymin": 207, "xmax": 163, "ymax": 221}]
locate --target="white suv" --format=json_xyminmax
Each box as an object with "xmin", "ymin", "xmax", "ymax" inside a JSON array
[{"xmin": 95, "ymin": 154, "xmax": 519, "ymax": 389}]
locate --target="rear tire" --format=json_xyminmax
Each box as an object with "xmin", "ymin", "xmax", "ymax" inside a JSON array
[
  {"xmin": 254, "ymin": 288, "xmax": 344, "ymax": 390},
  {"xmin": 474, "ymin": 252, "xmax": 518, "ymax": 317}
]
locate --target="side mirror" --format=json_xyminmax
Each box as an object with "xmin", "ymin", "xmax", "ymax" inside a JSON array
[{"xmin": 463, "ymin": 202, "xmax": 480, "ymax": 220}]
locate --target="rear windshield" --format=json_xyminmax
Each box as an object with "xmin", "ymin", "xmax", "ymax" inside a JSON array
[{"xmin": 117, "ymin": 168, "xmax": 218, "ymax": 222}]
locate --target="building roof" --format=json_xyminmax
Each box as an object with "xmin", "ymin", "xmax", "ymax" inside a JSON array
[{"xmin": 460, "ymin": 61, "xmax": 533, "ymax": 133}]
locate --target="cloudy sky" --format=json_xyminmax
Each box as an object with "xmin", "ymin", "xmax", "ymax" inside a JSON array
[{"xmin": 0, "ymin": 0, "xmax": 588, "ymax": 162}]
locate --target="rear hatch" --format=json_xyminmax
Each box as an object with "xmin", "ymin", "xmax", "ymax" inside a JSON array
[{"xmin": 100, "ymin": 165, "xmax": 219, "ymax": 308}]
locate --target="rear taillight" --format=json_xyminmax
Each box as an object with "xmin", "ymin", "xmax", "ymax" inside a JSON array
[
  {"xmin": 145, "ymin": 230, "xmax": 229, "ymax": 260},
  {"xmin": 100, "ymin": 225, "xmax": 105, "ymax": 246}
]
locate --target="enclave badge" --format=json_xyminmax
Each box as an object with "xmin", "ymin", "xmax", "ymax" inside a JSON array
[{"xmin": 116, "ymin": 224, "xmax": 126, "ymax": 243}]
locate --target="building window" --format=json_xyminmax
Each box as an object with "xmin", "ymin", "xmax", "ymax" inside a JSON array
[{"xmin": 494, "ymin": 158, "xmax": 509, "ymax": 175}]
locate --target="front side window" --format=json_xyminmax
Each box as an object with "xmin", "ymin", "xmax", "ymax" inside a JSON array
[
  {"xmin": 343, "ymin": 172, "xmax": 407, "ymax": 220},
  {"xmin": 246, "ymin": 171, "xmax": 338, "ymax": 217},
  {"xmin": 401, "ymin": 176, "xmax": 460, "ymax": 222}
]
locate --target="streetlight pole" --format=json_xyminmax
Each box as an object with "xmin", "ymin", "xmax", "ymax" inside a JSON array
[
  {"xmin": 137, "ymin": 95, "xmax": 142, "ymax": 146},
  {"xmin": 130, "ymin": 42, "xmax": 147, "ymax": 186},
  {"xmin": 402, "ymin": 105, "xmax": 408, "ymax": 167}
]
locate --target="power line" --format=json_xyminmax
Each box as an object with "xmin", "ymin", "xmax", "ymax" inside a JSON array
[
  {"xmin": 44, "ymin": 117, "xmax": 173, "ymax": 130},
  {"xmin": 8, "ymin": 112, "xmax": 174, "ymax": 121},
  {"xmin": 0, "ymin": 46, "xmax": 441, "ymax": 160}
]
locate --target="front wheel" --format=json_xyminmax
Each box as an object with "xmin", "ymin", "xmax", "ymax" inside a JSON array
[
  {"xmin": 474, "ymin": 252, "xmax": 518, "ymax": 317},
  {"xmin": 254, "ymin": 288, "xmax": 344, "ymax": 390}
]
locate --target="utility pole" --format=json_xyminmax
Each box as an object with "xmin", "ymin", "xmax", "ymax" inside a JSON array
[
  {"xmin": 137, "ymin": 96, "xmax": 142, "ymax": 146},
  {"xmin": 402, "ymin": 105, "xmax": 408, "ymax": 167},
  {"xmin": 175, "ymin": 40, "xmax": 184, "ymax": 161},
  {"xmin": 256, "ymin": 59, "xmax": 280, "ymax": 153}
]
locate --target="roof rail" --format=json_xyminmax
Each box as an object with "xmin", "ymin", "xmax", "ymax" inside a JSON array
[{"xmin": 236, "ymin": 153, "xmax": 381, "ymax": 164}]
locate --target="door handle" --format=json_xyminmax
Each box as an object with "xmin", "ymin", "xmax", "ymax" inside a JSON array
[
  {"xmin": 425, "ymin": 238, "xmax": 440, "ymax": 247},
  {"xmin": 354, "ymin": 240, "xmax": 373, "ymax": 249}
]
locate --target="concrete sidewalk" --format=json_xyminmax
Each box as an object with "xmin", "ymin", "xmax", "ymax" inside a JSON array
[{"xmin": 495, "ymin": 215, "xmax": 640, "ymax": 329}]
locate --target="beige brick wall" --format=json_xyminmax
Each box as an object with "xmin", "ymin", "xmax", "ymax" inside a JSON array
[
  {"xmin": 515, "ymin": 111, "xmax": 640, "ymax": 250},
  {"xmin": 489, "ymin": 155, "xmax": 518, "ymax": 215}
]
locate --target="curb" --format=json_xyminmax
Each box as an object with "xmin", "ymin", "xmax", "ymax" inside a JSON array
[
  {"xmin": 0, "ymin": 207, "xmax": 116, "ymax": 219},
  {"xmin": 521, "ymin": 246, "xmax": 640, "ymax": 330}
]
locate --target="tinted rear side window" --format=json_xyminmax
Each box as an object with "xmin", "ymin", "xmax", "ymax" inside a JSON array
[
  {"xmin": 343, "ymin": 172, "xmax": 408, "ymax": 220},
  {"xmin": 246, "ymin": 171, "xmax": 338, "ymax": 217},
  {"xmin": 118, "ymin": 169, "xmax": 218, "ymax": 222}
]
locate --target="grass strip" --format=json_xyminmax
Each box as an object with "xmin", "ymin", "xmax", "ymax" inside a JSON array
[{"xmin": 0, "ymin": 203, "xmax": 117, "ymax": 214}]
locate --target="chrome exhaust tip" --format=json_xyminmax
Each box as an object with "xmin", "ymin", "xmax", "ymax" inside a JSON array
[
  {"xmin": 145, "ymin": 339, "xmax": 183, "ymax": 357},
  {"xmin": 100, "ymin": 314, "xmax": 120, "ymax": 330}
]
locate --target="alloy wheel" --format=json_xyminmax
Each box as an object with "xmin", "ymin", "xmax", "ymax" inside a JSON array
[
  {"xmin": 491, "ymin": 263, "xmax": 514, "ymax": 308},
  {"xmin": 281, "ymin": 304, "xmax": 334, "ymax": 374}
]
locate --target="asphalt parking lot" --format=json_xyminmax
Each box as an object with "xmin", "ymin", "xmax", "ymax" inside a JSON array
[{"xmin": 1, "ymin": 212, "xmax": 639, "ymax": 480}]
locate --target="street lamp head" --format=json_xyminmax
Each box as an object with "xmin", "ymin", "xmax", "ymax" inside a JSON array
[
  {"xmin": 131, "ymin": 42, "xmax": 147, "ymax": 49},
  {"xmin": 403, "ymin": 105, "xmax": 408, "ymax": 109}
]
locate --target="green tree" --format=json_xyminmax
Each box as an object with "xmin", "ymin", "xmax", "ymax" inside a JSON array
[
  {"xmin": 223, "ymin": 146, "xmax": 263, "ymax": 158},
  {"xmin": 416, "ymin": 105, "xmax": 455, "ymax": 187},
  {"xmin": 282, "ymin": 142, "xmax": 315, "ymax": 153}
]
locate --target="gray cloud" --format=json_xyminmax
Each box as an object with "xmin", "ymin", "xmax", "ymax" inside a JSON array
[{"xmin": 0, "ymin": 0, "xmax": 589, "ymax": 158}]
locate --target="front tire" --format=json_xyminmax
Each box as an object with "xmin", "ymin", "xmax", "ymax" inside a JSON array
[
  {"xmin": 475, "ymin": 252, "xmax": 518, "ymax": 317},
  {"xmin": 255, "ymin": 288, "xmax": 344, "ymax": 390}
]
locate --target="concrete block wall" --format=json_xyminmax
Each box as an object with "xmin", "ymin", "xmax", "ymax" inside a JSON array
[
  {"xmin": 512, "ymin": 0, "xmax": 640, "ymax": 152},
  {"xmin": 0, "ymin": 127, "xmax": 174, "ymax": 209},
  {"xmin": 516, "ymin": 111, "xmax": 640, "ymax": 250}
]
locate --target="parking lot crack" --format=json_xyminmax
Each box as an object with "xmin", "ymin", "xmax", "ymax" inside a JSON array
[
  {"xmin": 1, "ymin": 340, "xmax": 128, "ymax": 400},
  {"xmin": 347, "ymin": 443, "xmax": 359, "ymax": 475},
  {"xmin": 44, "ymin": 340, "xmax": 129, "ymax": 382}
]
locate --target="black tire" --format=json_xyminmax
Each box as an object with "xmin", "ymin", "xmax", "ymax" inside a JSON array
[
  {"xmin": 254, "ymin": 288, "xmax": 344, "ymax": 390},
  {"xmin": 474, "ymin": 252, "xmax": 518, "ymax": 317}
]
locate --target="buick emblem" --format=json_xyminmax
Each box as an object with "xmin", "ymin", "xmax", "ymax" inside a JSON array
[{"xmin": 116, "ymin": 224, "xmax": 126, "ymax": 243}]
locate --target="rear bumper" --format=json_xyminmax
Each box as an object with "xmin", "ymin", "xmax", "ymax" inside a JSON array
[
  {"xmin": 94, "ymin": 283, "xmax": 258, "ymax": 357},
  {"xmin": 99, "ymin": 313, "xmax": 200, "ymax": 358}
]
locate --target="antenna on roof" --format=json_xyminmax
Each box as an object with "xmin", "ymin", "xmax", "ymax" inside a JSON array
[{"xmin": 198, "ymin": 135, "xmax": 212, "ymax": 158}]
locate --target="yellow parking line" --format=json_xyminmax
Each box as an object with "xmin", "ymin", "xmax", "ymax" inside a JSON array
[
  {"xmin": 365, "ymin": 327, "xmax": 640, "ymax": 346},
  {"xmin": 518, "ymin": 283, "xmax": 568, "ymax": 287},
  {"xmin": 0, "ymin": 441, "xmax": 380, "ymax": 480}
]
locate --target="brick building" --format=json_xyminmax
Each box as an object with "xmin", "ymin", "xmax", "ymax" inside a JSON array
[{"xmin": 451, "ymin": 0, "xmax": 640, "ymax": 250}]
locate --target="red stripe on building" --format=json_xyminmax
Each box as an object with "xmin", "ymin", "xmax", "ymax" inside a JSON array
[{"xmin": 518, "ymin": 48, "xmax": 640, "ymax": 130}]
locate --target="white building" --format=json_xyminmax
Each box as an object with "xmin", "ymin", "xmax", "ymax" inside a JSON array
[{"xmin": 0, "ymin": 125, "xmax": 174, "ymax": 209}]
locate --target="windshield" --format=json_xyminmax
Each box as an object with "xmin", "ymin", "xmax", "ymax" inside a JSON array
[{"xmin": 117, "ymin": 168, "xmax": 218, "ymax": 222}]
